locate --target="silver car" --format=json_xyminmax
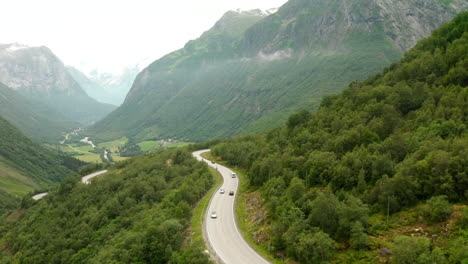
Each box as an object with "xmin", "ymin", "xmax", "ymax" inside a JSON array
[
  {"xmin": 211, "ymin": 211, "xmax": 217, "ymax": 219},
  {"xmin": 220, "ymin": 189, "xmax": 225, "ymax": 194}
]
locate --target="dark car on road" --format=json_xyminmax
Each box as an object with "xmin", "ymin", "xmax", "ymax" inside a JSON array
[{"xmin": 229, "ymin": 191, "xmax": 234, "ymax": 196}]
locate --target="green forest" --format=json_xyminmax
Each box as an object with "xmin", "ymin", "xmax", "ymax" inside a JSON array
[
  {"xmin": 0, "ymin": 117, "xmax": 86, "ymax": 215},
  {"xmin": 0, "ymin": 117, "xmax": 85, "ymax": 183},
  {"xmin": 0, "ymin": 149, "xmax": 212, "ymax": 263},
  {"xmin": 210, "ymin": 12, "xmax": 468, "ymax": 263}
]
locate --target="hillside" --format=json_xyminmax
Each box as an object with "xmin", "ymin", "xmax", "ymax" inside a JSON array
[
  {"xmin": 0, "ymin": 44, "xmax": 116, "ymax": 124},
  {"xmin": 0, "ymin": 82, "xmax": 77, "ymax": 143},
  {"xmin": 0, "ymin": 117, "xmax": 85, "ymax": 214},
  {"xmin": 0, "ymin": 149, "xmax": 212, "ymax": 263},
  {"xmin": 89, "ymin": 0, "xmax": 467, "ymax": 142},
  {"xmin": 210, "ymin": 12, "xmax": 468, "ymax": 263}
]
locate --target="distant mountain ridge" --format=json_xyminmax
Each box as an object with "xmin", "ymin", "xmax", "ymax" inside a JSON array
[
  {"xmin": 67, "ymin": 66, "xmax": 140, "ymax": 105},
  {"xmin": 89, "ymin": 0, "xmax": 467, "ymax": 142},
  {"xmin": 0, "ymin": 43, "xmax": 116, "ymax": 124}
]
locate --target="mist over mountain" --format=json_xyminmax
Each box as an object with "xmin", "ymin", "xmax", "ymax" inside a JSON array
[
  {"xmin": 68, "ymin": 66, "xmax": 140, "ymax": 105},
  {"xmin": 0, "ymin": 44, "xmax": 116, "ymax": 124},
  {"xmin": 89, "ymin": 0, "xmax": 467, "ymax": 142}
]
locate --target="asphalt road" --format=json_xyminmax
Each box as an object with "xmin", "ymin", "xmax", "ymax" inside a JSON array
[
  {"xmin": 193, "ymin": 150, "xmax": 270, "ymax": 264},
  {"xmin": 32, "ymin": 170, "xmax": 109, "ymax": 200},
  {"xmin": 81, "ymin": 170, "xmax": 108, "ymax": 184}
]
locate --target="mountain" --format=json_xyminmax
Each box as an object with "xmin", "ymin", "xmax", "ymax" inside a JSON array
[
  {"xmin": 0, "ymin": 116, "xmax": 85, "ymax": 214},
  {"xmin": 67, "ymin": 66, "xmax": 140, "ymax": 105},
  {"xmin": 0, "ymin": 82, "xmax": 77, "ymax": 143},
  {"xmin": 66, "ymin": 66, "xmax": 110, "ymax": 104},
  {"xmin": 88, "ymin": 66, "xmax": 141, "ymax": 105},
  {"xmin": 89, "ymin": 0, "xmax": 467, "ymax": 142},
  {"xmin": 0, "ymin": 44, "xmax": 116, "ymax": 124},
  {"xmin": 210, "ymin": 12, "xmax": 468, "ymax": 263},
  {"xmin": 0, "ymin": 149, "xmax": 212, "ymax": 263}
]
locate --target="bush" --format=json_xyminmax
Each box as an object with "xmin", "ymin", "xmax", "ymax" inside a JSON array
[
  {"xmin": 458, "ymin": 207, "xmax": 468, "ymax": 229},
  {"xmin": 422, "ymin": 196, "xmax": 453, "ymax": 223},
  {"xmin": 391, "ymin": 236, "xmax": 430, "ymax": 264},
  {"xmin": 350, "ymin": 222, "xmax": 369, "ymax": 250},
  {"xmin": 295, "ymin": 230, "xmax": 337, "ymax": 264},
  {"xmin": 447, "ymin": 235, "xmax": 468, "ymax": 263}
]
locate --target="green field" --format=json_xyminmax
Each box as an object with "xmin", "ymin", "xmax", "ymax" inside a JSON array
[
  {"xmin": 54, "ymin": 145, "xmax": 84, "ymax": 155},
  {"xmin": 98, "ymin": 137, "xmax": 128, "ymax": 152},
  {"xmin": 55, "ymin": 143, "xmax": 99, "ymax": 163},
  {"xmin": 137, "ymin": 141, "xmax": 192, "ymax": 152},
  {"xmin": 137, "ymin": 141, "xmax": 158, "ymax": 152},
  {"xmin": 164, "ymin": 142, "xmax": 192, "ymax": 149},
  {"xmin": 76, "ymin": 154, "xmax": 102, "ymax": 163},
  {"xmin": 75, "ymin": 145, "xmax": 94, "ymax": 152},
  {"xmin": 111, "ymin": 155, "xmax": 129, "ymax": 162},
  {"xmin": 58, "ymin": 138, "xmax": 131, "ymax": 163}
]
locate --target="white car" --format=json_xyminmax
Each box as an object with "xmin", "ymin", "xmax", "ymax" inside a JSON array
[
  {"xmin": 211, "ymin": 211, "xmax": 217, "ymax": 219},
  {"xmin": 231, "ymin": 172, "xmax": 237, "ymax": 178},
  {"xmin": 220, "ymin": 189, "xmax": 225, "ymax": 194}
]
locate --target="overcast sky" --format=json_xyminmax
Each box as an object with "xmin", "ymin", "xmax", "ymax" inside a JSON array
[{"xmin": 1, "ymin": 0, "xmax": 288, "ymax": 74}]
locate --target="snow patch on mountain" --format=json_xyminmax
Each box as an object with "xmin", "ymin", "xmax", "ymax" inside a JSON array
[
  {"xmin": 5, "ymin": 43, "xmax": 30, "ymax": 52},
  {"xmin": 232, "ymin": 7, "xmax": 279, "ymax": 16}
]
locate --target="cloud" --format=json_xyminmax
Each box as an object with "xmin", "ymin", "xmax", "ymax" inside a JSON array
[{"xmin": 257, "ymin": 49, "xmax": 293, "ymax": 62}]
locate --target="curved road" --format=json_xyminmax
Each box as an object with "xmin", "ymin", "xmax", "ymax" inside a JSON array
[
  {"xmin": 32, "ymin": 170, "xmax": 109, "ymax": 200},
  {"xmin": 81, "ymin": 170, "xmax": 108, "ymax": 184},
  {"xmin": 193, "ymin": 150, "xmax": 270, "ymax": 264}
]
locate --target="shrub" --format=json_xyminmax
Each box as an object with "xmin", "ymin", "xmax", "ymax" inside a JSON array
[{"xmin": 423, "ymin": 196, "xmax": 453, "ymax": 223}]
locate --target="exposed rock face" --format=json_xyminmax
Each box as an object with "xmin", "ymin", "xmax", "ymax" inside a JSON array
[
  {"xmin": 0, "ymin": 44, "xmax": 116, "ymax": 124},
  {"xmin": 241, "ymin": 0, "xmax": 468, "ymax": 55},
  {"xmin": 89, "ymin": 0, "xmax": 467, "ymax": 142},
  {"xmin": 0, "ymin": 44, "xmax": 84, "ymax": 96},
  {"xmin": 373, "ymin": 0, "xmax": 467, "ymax": 52}
]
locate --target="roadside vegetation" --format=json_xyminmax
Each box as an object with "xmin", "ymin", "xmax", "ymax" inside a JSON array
[
  {"xmin": 210, "ymin": 12, "xmax": 468, "ymax": 264},
  {"xmin": 0, "ymin": 149, "xmax": 213, "ymax": 263},
  {"xmin": 190, "ymin": 162, "xmax": 223, "ymax": 256}
]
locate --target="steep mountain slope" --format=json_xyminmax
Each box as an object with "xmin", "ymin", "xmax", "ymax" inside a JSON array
[
  {"xmin": 0, "ymin": 44, "xmax": 116, "ymax": 124},
  {"xmin": 0, "ymin": 116, "xmax": 85, "ymax": 213},
  {"xmin": 0, "ymin": 82, "xmax": 76, "ymax": 143},
  {"xmin": 89, "ymin": 0, "xmax": 467, "ymax": 142},
  {"xmin": 211, "ymin": 12, "xmax": 468, "ymax": 263},
  {"xmin": 66, "ymin": 66, "xmax": 110, "ymax": 104},
  {"xmin": 88, "ymin": 9, "xmax": 280, "ymax": 140},
  {"xmin": 0, "ymin": 149, "xmax": 212, "ymax": 263},
  {"xmin": 68, "ymin": 66, "xmax": 140, "ymax": 105}
]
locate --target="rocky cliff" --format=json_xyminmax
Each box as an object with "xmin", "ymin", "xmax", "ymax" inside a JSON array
[{"xmin": 0, "ymin": 44, "xmax": 116, "ymax": 124}]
